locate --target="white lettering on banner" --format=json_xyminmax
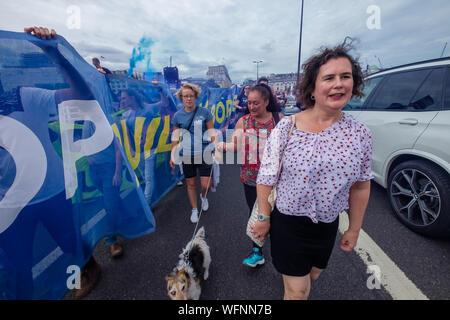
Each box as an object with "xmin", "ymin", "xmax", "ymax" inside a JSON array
[
  {"xmin": 58, "ymin": 100, "xmax": 113, "ymax": 199},
  {"xmin": 0, "ymin": 116, "xmax": 47, "ymax": 234}
]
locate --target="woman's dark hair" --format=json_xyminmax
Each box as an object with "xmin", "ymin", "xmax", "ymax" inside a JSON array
[
  {"xmin": 238, "ymin": 85, "xmax": 250, "ymax": 97},
  {"xmin": 257, "ymin": 77, "xmax": 269, "ymax": 84},
  {"xmin": 297, "ymin": 39, "xmax": 364, "ymax": 109},
  {"xmin": 249, "ymin": 83, "xmax": 279, "ymax": 112}
]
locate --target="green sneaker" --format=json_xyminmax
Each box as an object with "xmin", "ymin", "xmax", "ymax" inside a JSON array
[{"xmin": 242, "ymin": 248, "xmax": 265, "ymax": 267}]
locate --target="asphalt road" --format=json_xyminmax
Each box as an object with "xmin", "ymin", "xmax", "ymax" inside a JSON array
[{"xmin": 64, "ymin": 163, "xmax": 450, "ymax": 300}]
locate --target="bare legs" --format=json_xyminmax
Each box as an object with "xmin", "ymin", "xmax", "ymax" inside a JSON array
[
  {"xmin": 185, "ymin": 176, "xmax": 212, "ymax": 209},
  {"xmin": 282, "ymin": 267, "xmax": 323, "ymax": 300}
]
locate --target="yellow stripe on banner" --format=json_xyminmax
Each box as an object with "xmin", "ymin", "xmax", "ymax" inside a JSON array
[
  {"xmin": 216, "ymin": 102, "xmax": 225, "ymax": 124},
  {"xmin": 226, "ymin": 99, "xmax": 233, "ymax": 118},
  {"xmin": 155, "ymin": 115, "xmax": 172, "ymax": 154},
  {"xmin": 134, "ymin": 171, "xmax": 140, "ymax": 187},
  {"xmin": 121, "ymin": 117, "xmax": 145, "ymax": 170},
  {"xmin": 111, "ymin": 123, "xmax": 122, "ymax": 145},
  {"xmin": 144, "ymin": 117, "xmax": 161, "ymax": 158}
]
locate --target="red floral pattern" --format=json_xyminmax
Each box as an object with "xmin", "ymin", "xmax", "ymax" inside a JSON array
[
  {"xmin": 240, "ymin": 114, "xmax": 276, "ymax": 186},
  {"xmin": 257, "ymin": 114, "xmax": 373, "ymax": 223}
]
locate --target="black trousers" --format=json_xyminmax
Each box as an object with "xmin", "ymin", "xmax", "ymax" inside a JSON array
[{"xmin": 243, "ymin": 183, "xmax": 262, "ymax": 251}]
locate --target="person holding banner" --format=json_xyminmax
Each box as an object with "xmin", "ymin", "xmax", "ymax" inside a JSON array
[
  {"xmin": 0, "ymin": 26, "xmax": 104, "ymax": 299},
  {"xmin": 218, "ymin": 83, "xmax": 282, "ymax": 267},
  {"xmin": 170, "ymin": 83, "xmax": 216, "ymax": 224},
  {"xmin": 119, "ymin": 88, "xmax": 168, "ymax": 205},
  {"xmin": 18, "ymin": 27, "xmax": 155, "ymax": 300}
]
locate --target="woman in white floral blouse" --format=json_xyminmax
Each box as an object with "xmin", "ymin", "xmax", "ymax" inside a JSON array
[{"xmin": 252, "ymin": 42, "xmax": 373, "ymax": 300}]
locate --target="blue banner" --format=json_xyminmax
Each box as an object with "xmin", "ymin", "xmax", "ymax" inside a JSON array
[
  {"xmin": 0, "ymin": 31, "xmax": 156, "ymax": 299},
  {"xmin": 0, "ymin": 30, "xmax": 240, "ymax": 299}
]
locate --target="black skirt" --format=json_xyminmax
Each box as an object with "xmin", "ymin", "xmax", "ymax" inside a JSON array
[{"xmin": 270, "ymin": 206, "xmax": 339, "ymax": 277}]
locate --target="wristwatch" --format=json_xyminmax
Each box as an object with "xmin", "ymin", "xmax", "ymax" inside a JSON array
[{"xmin": 257, "ymin": 213, "xmax": 270, "ymax": 222}]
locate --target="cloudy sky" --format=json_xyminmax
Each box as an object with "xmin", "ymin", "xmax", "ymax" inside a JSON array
[{"xmin": 1, "ymin": 0, "xmax": 449, "ymax": 83}]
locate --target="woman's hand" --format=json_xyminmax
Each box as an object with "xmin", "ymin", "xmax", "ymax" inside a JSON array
[
  {"xmin": 169, "ymin": 156, "xmax": 176, "ymax": 169},
  {"xmin": 216, "ymin": 142, "xmax": 227, "ymax": 152},
  {"xmin": 340, "ymin": 229, "xmax": 360, "ymax": 252},
  {"xmin": 24, "ymin": 27, "xmax": 56, "ymax": 39},
  {"xmin": 250, "ymin": 220, "xmax": 270, "ymax": 242}
]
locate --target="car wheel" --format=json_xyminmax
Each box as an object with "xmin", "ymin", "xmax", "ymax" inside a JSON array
[{"xmin": 387, "ymin": 160, "xmax": 450, "ymax": 237}]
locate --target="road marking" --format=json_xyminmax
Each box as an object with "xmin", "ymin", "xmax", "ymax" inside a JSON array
[{"xmin": 339, "ymin": 211, "xmax": 429, "ymax": 300}]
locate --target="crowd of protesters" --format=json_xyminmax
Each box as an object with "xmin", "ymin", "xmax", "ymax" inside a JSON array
[{"xmin": 22, "ymin": 27, "xmax": 371, "ymax": 301}]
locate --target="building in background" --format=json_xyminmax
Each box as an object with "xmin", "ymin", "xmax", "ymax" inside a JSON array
[
  {"xmin": 206, "ymin": 65, "xmax": 232, "ymax": 88},
  {"xmin": 267, "ymin": 72, "xmax": 299, "ymax": 94}
]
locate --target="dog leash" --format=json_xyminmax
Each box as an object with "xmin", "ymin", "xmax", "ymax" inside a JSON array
[{"xmin": 183, "ymin": 156, "xmax": 215, "ymax": 261}]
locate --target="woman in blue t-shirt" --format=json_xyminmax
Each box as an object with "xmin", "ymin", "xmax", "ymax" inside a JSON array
[{"xmin": 170, "ymin": 83, "xmax": 217, "ymax": 224}]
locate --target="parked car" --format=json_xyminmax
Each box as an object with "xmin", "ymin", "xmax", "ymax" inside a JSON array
[
  {"xmin": 344, "ymin": 57, "xmax": 450, "ymax": 237},
  {"xmin": 281, "ymin": 96, "xmax": 301, "ymax": 116}
]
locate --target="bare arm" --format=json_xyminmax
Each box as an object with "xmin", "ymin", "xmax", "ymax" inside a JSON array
[
  {"xmin": 220, "ymin": 117, "xmax": 244, "ymax": 153},
  {"xmin": 205, "ymin": 120, "xmax": 216, "ymax": 146},
  {"xmin": 249, "ymin": 184, "xmax": 273, "ymax": 242},
  {"xmin": 170, "ymin": 125, "xmax": 180, "ymax": 169},
  {"xmin": 112, "ymin": 139, "xmax": 123, "ymax": 186},
  {"xmin": 340, "ymin": 180, "xmax": 371, "ymax": 252}
]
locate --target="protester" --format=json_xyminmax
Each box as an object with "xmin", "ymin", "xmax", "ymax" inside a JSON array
[
  {"xmin": 278, "ymin": 91, "xmax": 287, "ymax": 108},
  {"xmin": 257, "ymin": 77, "xmax": 281, "ymax": 113},
  {"xmin": 92, "ymin": 57, "xmax": 112, "ymax": 75},
  {"xmin": 170, "ymin": 83, "xmax": 217, "ymax": 223},
  {"xmin": 235, "ymin": 85, "xmax": 250, "ymax": 117},
  {"xmin": 253, "ymin": 42, "xmax": 372, "ymax": 300},
  {"xmin": 119, "ymin": 88, "xmax": 169, "ymax": 205},
  {"xmin": 218, "ymin": 83, "xmax": 282, "ymax": 267},
  {"xmin": 83, "ymin": 120, "xmax": 125, "ymax": 259},
  {"xmin": 19, "ymin": 26, "xmax": 104, "ymax": 299}
]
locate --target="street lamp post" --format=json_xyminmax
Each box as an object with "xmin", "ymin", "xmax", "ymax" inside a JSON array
[
  {"xmin": 253, "ymin": 60, "xmax": 263, "ymax": 81},
  {"xmin": 296, "ymin": 0, "xmax": 304, "ymax": 84}
]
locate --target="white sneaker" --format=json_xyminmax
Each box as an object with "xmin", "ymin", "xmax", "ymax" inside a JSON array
[
  {"xmin": 201, "ymin": 197, "xmax": 209, "ymax": 211},
  {"xmin": 190, "ymin": 209, "xmax": 199, "ymax": 223}
]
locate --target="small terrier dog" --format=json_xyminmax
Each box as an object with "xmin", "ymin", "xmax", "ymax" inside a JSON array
[{"xmin": 165, "ymin": 226, "xmax": 211, "ymax": 300}]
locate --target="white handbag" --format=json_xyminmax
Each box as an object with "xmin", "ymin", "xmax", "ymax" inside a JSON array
[{"xmin": 246, "ymin": 115, "xmax": 296, "ymax": 247}]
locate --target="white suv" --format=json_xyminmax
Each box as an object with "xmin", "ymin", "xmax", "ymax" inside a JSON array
[{"xmin": 344, "ymin": 57, "xmax": 450, "ymax": 237}]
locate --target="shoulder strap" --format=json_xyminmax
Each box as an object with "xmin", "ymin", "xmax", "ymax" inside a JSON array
[
  {"xmin": 185, "ymin": 107, "xmax": 199, "ymax": 131},
  {"xmin": 275, "ymin": 115, "xmax": 296, "ymax": 179}
]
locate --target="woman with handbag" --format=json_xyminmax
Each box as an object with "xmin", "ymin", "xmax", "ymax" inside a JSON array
[
  {"xmin": 170, "ymin": 83, "xmax": 216, "ymax": 224},
  {"xmin": 218, "ymin": 84, "xmax": 282, "ymax": 267},
  {"xmin": 253, "ymin": 42, "xmax": 373, "ymax": 299}
]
